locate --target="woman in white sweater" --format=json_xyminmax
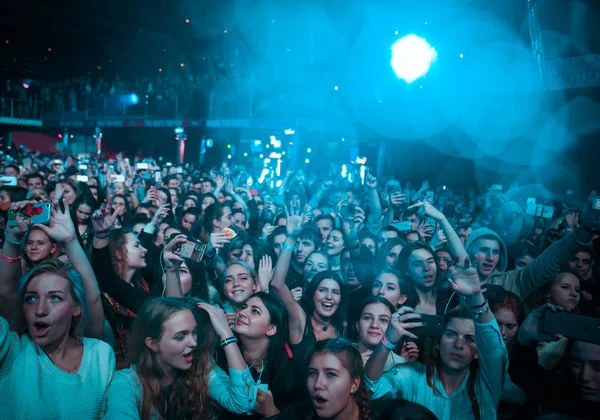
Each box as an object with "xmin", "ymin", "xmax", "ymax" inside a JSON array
[
  {"xmin": 0, "ymin": 199, "xmax": 116, "ymax": 419},
  {"xmin": 105, "ymin": 297, "xmax": 257, "ymax": 419}
]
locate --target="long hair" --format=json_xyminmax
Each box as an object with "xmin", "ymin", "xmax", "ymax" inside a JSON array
[
  {"xmin": 307, "ymin": 338, "xmax": 371, "ymax": 420},
  {"xmin": 108, "ymin": 227, "xmax": 136, "ymax": 280},
  {"xmin": 424, "ymin": 308, "xmax": 480, "ymax": 420},
  {"xmin": 493, "ymin": 291, "xmax": 525, "ymax": 325},
  {"xmin": 14, "ymin": 259, "xmax": 88, "ymax": 338},
  {"xmin": 396, "ymin": 241, "xmax": 442, "ymax": 296},
  {"xmin": 71, "ymin": 193, "xmax": 99, "ymax": 227},
  {"xmin": 200, "ymin": 202, "xmax": 231, "ymax": 241},
  {"xmin": 128, "ymin": 298, "xmax": 214, "ymax": 420},
  {"xmin": 239, "ymin": 292, "xmax": 297, "ymax": 405},
  {"xmin": 523, "ymin": 268, "xmax": 583, "ymax": 314},
  {"xmin": 353, "ymin": 296, "xmax": 396, "ymax": 342},
  {"xmin": 302, "ymin": 271, "xmax": 347, "ymax": 335},
  {"xmin": 374, "ymin": 238, "xmax": 406, "ymax": 275},
  {"xmin": 244, "ymin": 238, "xmax": 277, "ymax": 270}
]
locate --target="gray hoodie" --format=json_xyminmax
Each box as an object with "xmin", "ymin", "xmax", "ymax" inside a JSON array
[{"xmin": 466, "ymin": 227, "xmax": 591, "ymax": 300}]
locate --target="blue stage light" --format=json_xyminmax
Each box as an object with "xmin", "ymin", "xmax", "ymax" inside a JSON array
[{"xmin": 391, "ymin": 34, "xmax": 437, "ymax": 83}]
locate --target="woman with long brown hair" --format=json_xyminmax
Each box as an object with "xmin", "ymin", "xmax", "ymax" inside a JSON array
[{"xmin": 105, "ymin": 297, "xmax": 256, "ymax": 419}]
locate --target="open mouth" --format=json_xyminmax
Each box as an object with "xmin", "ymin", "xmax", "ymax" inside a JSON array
[
  {"xmin": 32, "ymin": 321, "xmax": 50, "ymax": 336},
  {"xmin": 232, "ymin": 289, "xmax": 245, "ymax": 295},
  {"xmin": 182, "ymin": 351, "xmax": 193, "ymax": 364},
  {"xmin": 313, "ymin": 395, "xmax": 328, "ymax": 408},
  {"xmin": 321, "ymin": 302, "xmax": 334, "ymax": 311}
]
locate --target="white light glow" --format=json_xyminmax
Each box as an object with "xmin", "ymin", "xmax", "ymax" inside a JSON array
[
  {"xmin": 276, "ymin": 180, "xmax": 283, "ymax": 187},
  {"xmin": 305, "ymin": 158, "xmax": 310, "ymax": 164},
  {"xmin": 391, "ymin": 34, "xmax": 437, "ymax": 83}
]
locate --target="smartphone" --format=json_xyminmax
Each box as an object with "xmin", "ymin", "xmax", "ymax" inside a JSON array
[
  {"xmin": 8, "ymin": 202, "xmax": 53, "ymax": 227},
  {"xmin": 341, "ymin": 204, "xmax": 356, "ymax": 220},
  {"xmin": 154, "ymin": 171, "xmax": 162, "ymax": 183},
  {"xmin": 175, "ymin": 241, "xmax": 207, "ymax": 263},
  {"xmin": 76, "ymin": 175, "xmax": 89, "ymax": 183},
  {"xmin": 136, "ymin": 162, "xmax": 149, "ymax": 170},
  {"xmin": 541, "ymin": 206, "xmax": 554, "ymax": 219},
  {"xmin": 257, "ymin": 384, "xmax": 269, "ymax": 393},
  {"xmin": 142, "ymin": 173, "xmax": 152, "ymax": 180},
  {"xmin": 592, "ymin": 197, "xmax": 600, "ymax": 211},
  {"xmin": 0, "ymin": 176, "xmax": 18, "ymax": 186},
  {"xmin": 483, "ymin": 284, "xmax": 505, "ymax": 304},
  {"xmin": 543, "ymin": 311, "xmax": 600, "ymax": 345},
  {"xmin": 392, "ymin": 221, "xmax": 413, "ymax": 232},
  {"xmin": 527, "ymin": 197, "xmax": 536, "ymax": 206},
  {"xmin": 110, "ymin": 174, "xmax": 125, "ymax": 183},
  {"xmin": 490, "ymin": 184, "xmax": 503, "ymax": 192},
  {"xmin": 176, "ymin": 167, "xmax": 183, "ymax": 174},
  {"xmin": 412, "ymin": 313, "xmax": 444, "ymax": 339},
  {"xmin": 166, "ymin": 162, "xmax": 173, "ymax": 167},
  {"xmin": 78, "ymin": 164, "xmax": 88, "ymax": 170}
]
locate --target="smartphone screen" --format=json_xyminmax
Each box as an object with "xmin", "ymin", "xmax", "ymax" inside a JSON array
[
  {"xmin": 176, "ymin": 241, "xmax": 207, "ymax": 263},
  {"xmin": 8, "ymin": 202, "xmax": 52, "ymax": 227}
]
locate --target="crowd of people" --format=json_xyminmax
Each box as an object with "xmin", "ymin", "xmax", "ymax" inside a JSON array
[{"xmin": 0, "ymin": 147, "xmax": 599, "ymax": 420}]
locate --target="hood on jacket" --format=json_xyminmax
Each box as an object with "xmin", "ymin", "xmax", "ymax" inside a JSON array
[{"xmin": 465, "ymin": 227, "xmax": 508, "ymax": 274}]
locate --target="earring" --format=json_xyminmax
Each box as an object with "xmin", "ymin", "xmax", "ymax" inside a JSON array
[{"xmin": 351, "ymin": 389, "xmax": 355, "ymax": 394}]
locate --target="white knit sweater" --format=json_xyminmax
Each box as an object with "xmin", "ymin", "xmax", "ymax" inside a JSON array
[{"xmin": 0, "ymin": 316, "xmax": 116, "ymax": 419}]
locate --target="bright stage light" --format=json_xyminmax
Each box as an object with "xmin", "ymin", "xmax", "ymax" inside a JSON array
[{"xmin": 391, "ymin": 34, "xmax": 437, "ymax": 83}]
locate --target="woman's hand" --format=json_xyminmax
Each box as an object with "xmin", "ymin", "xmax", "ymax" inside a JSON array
[
  {"xmin": 408, "ymin": 201, "xmax": 445, "ymax": 221},
  {"xmin": 400, "ymin": 341, "xmax": 420, "ymax": 362},
  {"xmin": 162, "ymin": 234, "xmax": 187, "ymax": 268},
  {"xmin": 417, "ymin": 221, "xmax": 435, "ymax": 239},
  {"xmin": 254, "ymin": 389, "xmax": 279, "ymax": 417},
  {"xmin": 390, "ymin": 192, "xmax": 407, "ymax": 208},
  {"xmin": 290, "ymin": 287, "xmax": 303, "ymax": 302},
  {"xmin": 54, "ymin": 183, "xmax": 66, "ymax": 201},
  {"xmin": 447, "ymin": 257, "xmax": 481, "ymax": 296},
  {"xmin": 91, "ymin": 205, "xmax": 124, "ymax": 233},
  {"xmin": 143, "ymin": 188, "xmax": 158, "ymax": 205},
  {"xmin": 286, "ymin": 206, "xmax": 303, "ymax": 238},
  {"xmin": 225, "ymin": 312, "xmax": 237, "ymax": 328},
  {"xmin": 518, "ymin": 304, "xmax": 564, "ymax": 346},
  {"xmin": 33, "ymin": 198, "xmax": 77, "ymax": 244},
  {"xmin": 6, "ymin": 200, "xmax": 36, "ymax": 241},
  {"xmin": 385, "ymin": 306, "xmax": 423, "ymax": 344},
  {"xmin": 149, "ymin": 204, "xmax": 169, "ymax": 227},
  {"xmin": 261, "ymin": 223, "xmax": 276, "ymax": 240},
  {"xmin": 365, "ymin": 173, "xmax": 378, "ymax": 190},
  {"xmin": 197, "ymin": 302, "xmax": 234, "ymax": 340},
  {"xmin": 207, "ymin": 232, "xmax": 229, "ymax": 253},
  {"xmin": 257, "ymin": 255, "xmax": 273, "ymax": 291}
]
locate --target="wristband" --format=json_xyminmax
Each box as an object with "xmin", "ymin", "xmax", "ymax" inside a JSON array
[
  {"xmin": 4, "ymin": 231, "xmax": 24, "ymax": 246},
  {"xmin": 0, "ymin": 251, "xmax": 22, "ymax": 263},
  {"xmin": 219, "ymin": 336, "xmax": 238, "ymax": 347},
  {"xmin": 467, "ymin": 298, "xmax": 488, "ymax": 309},
  {"xmin": 381, "ymin": 335, "xmax": 397, "ymax": 351},
  {"xmin": 282, "ymin": 242, "xmax": 295, "ymax": 252},
  {"xmin": 94, "ymin": 230, "xmax": 112, "ymax": 239}
]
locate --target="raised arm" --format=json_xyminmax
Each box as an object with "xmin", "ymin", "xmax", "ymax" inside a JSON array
[
  {"xmin": 410, "ymin": 201, "xmax": 468, "ymax": 263},
  {"xmin": 0, "ymin": 201, "xmax": 29, "ymax": 320},
  {"xmin": 35, "ymin": 198, "xmax": 105, "ymax": 339},
  {"xmin": 270, "ymin": 208, "xmax": 306, "ymax": 344},
  {"xmin": 161, "ymin": 234, "xmax": 189, "ymax": 297},
  {"xmin": 364, "ymin": 173, "xmax": 382, "ymax": 229}
]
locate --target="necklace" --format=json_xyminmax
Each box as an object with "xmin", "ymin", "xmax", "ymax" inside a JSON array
[
  {"xmin": 43, "ymin": 340, "xmax": 83, "ymax": 373},
  {"xmin": 312, "ymin": 314, "xmax": 332, "ymax": 332}
]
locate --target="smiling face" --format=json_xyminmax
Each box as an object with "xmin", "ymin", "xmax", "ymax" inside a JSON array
[
  {"xmin": 147, "ymin": 310, "xmax": 197, "ymax": 375},
  {"xmin": 406, "ymin": 248, "xmax": 437, "ymax": 289},
  {"xmin": 312, "ymin": 279, "xmax": 341, "ymax": 318},
  {"xmin": 25, "ymin": 229, "xmax": 57, "ymax": 263},
  {"xmin": 326, "ymin": 229, "xmax": 345, "ymax": 257},
  {"xmin": 304, "ymin": 253, "xmax": 329, "ymax": 283},
  {"xmin": 439, "ymin": 317, "xmax": 478, "ymax": 372},
  {"xmin": 235, "ymin": 296, "xmax": 277, "ymax": 339},
  {"xmin": 371, "ymin": 272, "xmax": 406, "ymax": 309},
  {"xmin": 357, "ymin": 303, "xmax": 391, "ymax": 349},
  {"xmin": 23, "ymin": 273, "xmax": 81, "ymax": 348},
  {"xmin": 549, "ymin": 272, "xmax": 580, "ymax": 311},
  {"xmin": 224, "ymin": 263, "xmax": 257, "ymax": 304},
  {"xmin": 308, "ymin": 352, "xmax": 360, "ymax": 419}
]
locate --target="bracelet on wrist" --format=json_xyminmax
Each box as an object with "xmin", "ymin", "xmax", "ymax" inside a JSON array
[
  {"xmin": 0, "ymin": 251, "xmax": 22, "ymax": 263},
  {"xmin": 467, "ymin": 298, "xmax": 488, "ymax": 309},
  {"xmin": 219, "ymin": 336, "xmax": 238, "ymax": 347},
  {"xmin": 94, "ymin": 230, "xmax": 112, "ymax": 239},
  {"xmin": 4, "ymin": 230, "xmax": 25, "ymax": 246},
  {"xmin": 381, "ymin": 335, "xmax": 398, "ymax": 351},
  {"xmin": 282, "ymin": 242, "xmax": 295, "ymax": 252}
]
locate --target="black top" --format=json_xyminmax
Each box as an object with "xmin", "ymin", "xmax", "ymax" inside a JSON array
[{"xmin": 509, "ymin": 341, "xmax": 600, "ymax": 419}]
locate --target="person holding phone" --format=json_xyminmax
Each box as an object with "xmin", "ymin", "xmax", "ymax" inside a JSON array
[
  {"xmin": 365, "ymin": 258, "xmax": 508, "ymax": 420},
  {"xmin": 509, "ymin": 305, "xmax": 600, "ymax": 418}
]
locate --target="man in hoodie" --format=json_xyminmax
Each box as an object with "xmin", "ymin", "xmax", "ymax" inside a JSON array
[{"xmin": 465, "ymin": 226, "xmax": 595, "ymax": 300}]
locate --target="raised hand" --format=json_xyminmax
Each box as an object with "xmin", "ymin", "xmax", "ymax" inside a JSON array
[
  {"xmin": 385, "ymin": 306, "xmax": 423, "ymax": 344},
  {"xmin": 54, "ymin": 183, "xmax": 66, "ymax": 201},
  {"xmin": 208, "ymin": 232, "xmax": 230, "ymax": 251},
  {"xmin": 286, "ymin": 205, "xmax": 303, "ymax": 238},
  {"xmin": 215, "ymin": 174, "xmax": 225, "ymax": 190},
  {"xmin": 91, "ymin": 205, "xmax": 124, "ymax": 234},
  {"xmin": 417, "ymin": 221, "xmax": 435, "ymax": 239},
  {"xmin": 6, "ymin": 200, "xmax": 36, "ymax": 240},
  {"xmin": 290, "ymin": 287, "xmax": 303, "ymax": 302},
  {"xmin": 150, "ymin": 204, "xmax": 170, "ymax": 226},
  {"xmin": 162, "ymin": 234, "xmax": 187, "ymax": 267},
  {"xmin": 33, "ymin": 198, "xmax": 76, "ymax": 244},
  {"xmin": 257, "ymin": 255, "xmax": 273, "ymax": 291},
  {"xmin": 408, "ymin": 201, "xmax": 445, "ymax": 221},
  {"xmin": 197, "ymin": 302, "xmax": 234, "ymax": 340},
  {"xmin": 448, "ymin": 257, "xmax": 481, "ymax": 296},
  {"xmin": 390, "ymin": 192, "xmax": 407, "ymax": 208},
  {"xmin": 261, "ymin": 223, "xmax": 277, "ymax": 240},
  {"xmin": 365, "ymin": 173, "xmax": 378, "ymax": 189},
  {"xmin": 518, "ymin": 304, "xmax": 563, "ymax": 346}
]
